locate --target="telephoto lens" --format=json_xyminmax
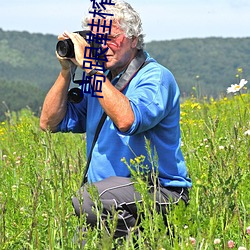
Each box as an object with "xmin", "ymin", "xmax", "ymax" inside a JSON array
[
  {"xmin": 56, "ymin": 39, "xmax": 75, "ymax": 58},
  {"xmin": 56, "ymin": 31, "xmax": 102, "ymax": 58},
  {"xmin": 56, "ymin": 31, "xmax": 90, "ymax": 58}
]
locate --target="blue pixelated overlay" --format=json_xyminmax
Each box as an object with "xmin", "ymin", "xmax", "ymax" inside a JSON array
[
  {"xmin": 86, "ymin": 32, "xmax": 111, "ymax": 46},
  {"xmin": 78, "ymin": 0, "xmax": 115, "ymax": 98},
  {"xmin": 91, "ymin": 0, "xmax": 115, "ymax": 10},
  {"xmin": 82, "ymin": 61, "xmax": 105, "ymax": 73},
  {"xmin": 88, "ymin": 19, "xmax": 113, "ymax": 34},
  {"xmin": 89, "ymin": 9, "xmax": 114, "ymax": 19},
  {"xmin": 84, "ymin": 47, "xmax": 108, "ymax": 62},
  {"xmin": 79, "ymin": 72, "xmax": 105, "ymax": 98}
]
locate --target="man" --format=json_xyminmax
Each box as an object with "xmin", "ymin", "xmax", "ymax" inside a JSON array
[{"xmin": 40, "ymin": 0, "xmax": 192, "ymax": 242}]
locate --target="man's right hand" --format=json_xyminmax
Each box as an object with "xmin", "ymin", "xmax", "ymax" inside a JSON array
[{"xmin": 57, "ymin": 33, "xmax": 76, "ymax": 72}]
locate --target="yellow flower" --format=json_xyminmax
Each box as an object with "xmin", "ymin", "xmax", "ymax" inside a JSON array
[
  {"xmin": 191, "ymin": 103, "xmax": 201, "ymax": 110},
  {"xmin": 130, "ymin": 159, "xmax": 135, "ymax": 165},
  {"xmin": 135, "ymin": 157, "xmax": 141, "ymax": 164},
  {"xmin": 237, "ymin": 67, "xmax": 243, "ymax": 73}
]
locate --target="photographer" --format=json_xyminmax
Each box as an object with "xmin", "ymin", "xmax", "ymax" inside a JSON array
[{"xmin": 40, "ymin": 0, "xmax": 192, "ymax": 243}]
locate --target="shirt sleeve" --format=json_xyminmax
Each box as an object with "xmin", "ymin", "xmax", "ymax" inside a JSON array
[
  {"xmin": 119, "ymin": 63, "xmax": 180, "ymax": 135},
  {"xmin": 56, "ymin": 96, "xmax": 87, "ymax": 133}
]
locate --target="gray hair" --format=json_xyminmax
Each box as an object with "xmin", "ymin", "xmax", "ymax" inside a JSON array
[{"xmin": 82, "ymin": 0, "xmax": 145, "ymax": 49}]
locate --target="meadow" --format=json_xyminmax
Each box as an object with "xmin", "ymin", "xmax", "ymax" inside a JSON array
[{"xmin": 0, "ymin": 90, "xmax": 249, "ymax": 249}]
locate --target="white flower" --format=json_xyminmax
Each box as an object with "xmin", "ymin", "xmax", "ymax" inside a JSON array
[
  {"xmin": 238, "ymin": 247, "xmax": 246, "ymax": 250},
  {"xmin": 244, "ymin": 130, "xmax": 250, "ymax": 136},
  {"xmin": 227, "ymin": 79, "xmax": 248, "ymax": 93},
  {"xmin": 214, "ymin": 238, "xmax": 221, "ymax": 244}
]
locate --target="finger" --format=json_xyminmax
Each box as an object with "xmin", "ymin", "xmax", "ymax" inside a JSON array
[
  {"xmin": 64, "ymin": 31, "xmax": 77, "ymax": 41},
  {"xmin": 58, "ymin": 31, "xmax": 70, "ymax": 41},
  {"xmin": 65, "ymin": 31, "xmax": 86, "ymax": 44}
]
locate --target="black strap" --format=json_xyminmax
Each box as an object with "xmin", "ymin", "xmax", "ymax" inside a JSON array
[
  {"xmin": 81, "ymin": 50, "xmax": 150, "ymax": 185},
  {"xmin": 81, "ymin": 112, "xmax": 107, "ymax": 186}
]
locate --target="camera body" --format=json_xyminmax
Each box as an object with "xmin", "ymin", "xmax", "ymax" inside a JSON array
[
  {"xmin": 56, "ymin": 30, "xmax": 100, "ymax": 58},
  {"xmin": 56, "ymin": 30, "xmax": 103, "ymax": 103}
]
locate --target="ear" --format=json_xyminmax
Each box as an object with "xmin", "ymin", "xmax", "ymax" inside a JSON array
[{"xmin": 131, "ymin": 36, "xmax": 139, "ymax": 49}]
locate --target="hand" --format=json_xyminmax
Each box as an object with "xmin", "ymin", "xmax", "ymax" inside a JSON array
[
  {"xmin": 62, "ymin": 31, "xmax": 90, "ymax": 68},
  {"xmin": 56, "ymin": 33, "xmax": 76, "ymax": 71}
]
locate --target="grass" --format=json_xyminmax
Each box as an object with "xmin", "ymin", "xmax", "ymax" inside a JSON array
[{"xmin": 0, "ymin": 93, "xmax": 249, "ymax": 249}]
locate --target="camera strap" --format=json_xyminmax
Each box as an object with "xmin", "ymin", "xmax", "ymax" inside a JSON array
[{"xmin": 81, "ymin": 50, "xmax": 150, "ymax": 186}]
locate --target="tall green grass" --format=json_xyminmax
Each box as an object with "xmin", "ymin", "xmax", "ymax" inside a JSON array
[{"xmin": 0, "ymin": 93, "xmax": 249, "ymax": 249}]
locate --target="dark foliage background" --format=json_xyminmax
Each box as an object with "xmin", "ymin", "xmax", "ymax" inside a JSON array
[{"xmin": 0, "ymin": 28, "xmax": 249, "ymax": 120}]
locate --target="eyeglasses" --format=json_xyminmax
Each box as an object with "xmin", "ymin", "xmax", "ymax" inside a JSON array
[
  {"xmin": 93, "ymin": 32, "xmax": 125, "ymax": 47},
  {"xmin": 106, "ymin": 33, "xmax": 124, "ymax": 47},
  {"xmin": 106, "ymin": 33, "xmax": 123, "ymax": 40}
]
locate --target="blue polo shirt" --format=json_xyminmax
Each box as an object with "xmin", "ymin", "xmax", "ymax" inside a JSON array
[{"xmin": 57, "ymin": 53, "xmax": 192, "ymax": 188}]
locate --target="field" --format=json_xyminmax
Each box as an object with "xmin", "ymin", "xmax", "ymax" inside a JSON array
[{"xmin": 0, "ymin": 91, "xmax": 249, "ymax": 249}]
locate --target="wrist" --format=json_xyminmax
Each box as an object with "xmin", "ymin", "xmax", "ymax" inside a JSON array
[
  {"xmin": 86, "ymin": 68, "xmax": 100, "ymax": 76},
  {"xmin": 83, "ymin": 60, "xmax": 103, "ymax": 76},
  {"xmin": 60, "ymin": 68, "xmax": 71, "ymax": 79}
]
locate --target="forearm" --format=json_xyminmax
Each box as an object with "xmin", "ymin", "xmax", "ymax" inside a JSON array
[
  {"xmin": 96, "ymin": 75, "xmax": 135, "ymax": 132},
  {"xmin": 40, "ymin": 70, "xmax": 71, "ymax": 132}
]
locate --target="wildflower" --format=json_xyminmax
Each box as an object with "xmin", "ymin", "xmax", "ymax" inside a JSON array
[
  {"xmin": 12, "ymin": 185, "xmax": 18, "ymax": 192},
  {"xmin": 237, "ymin": 68, "xmax": 243, "ymax": 73},
  {"xmin": 219, "ymin": 145, "xmax": 224, "ymax": 150},
  {"xmin": 228, "ymin": 240, "xmax": 235, "ymax": 248},
  {"xmin": 214, "ymin": 238, "xmax": 221, "ymax": 244},
  {"xmin": 191, "ymin": 103, "xmax": 201, "ymax": 109},
  {"xmin": 238, "ymin": 247, "xmax": 246, "ymax": 250},
  {"xmin": 135, "ymin": 157, "xmax": 141, "ymax": 164},
  {"xmin": 246, "ymin": 226, "xmax": 250, "ymax": 235},
  {"xmin": 130, "ymin": 159, "xmax": 135, "ymax": 165},
  {"xmin": 227, "ymin": 79, "xmax": 248, "ymax": 93},
  {"xmin": 42, "ymin": 213, "xmax": 48, "ymax": 221},
  {"xmin": 196, "ymin": 180, "xmax": 202, "ymax": 185},
  {"xmin": 244, "ymin": 130, "xmax": 250, "ymax": 136},
  {"xmin": 189, "ymin": 237, "xmax": 196, "ymax": 246}
]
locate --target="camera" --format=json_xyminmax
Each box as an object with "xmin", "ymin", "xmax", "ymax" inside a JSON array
[{"xmin": 56, "ymin": 30, "xmax": 101, "ymax": 58}]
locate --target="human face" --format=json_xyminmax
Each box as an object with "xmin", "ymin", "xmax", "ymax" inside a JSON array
[{"xmin": 91, "ymin": 20, "xmax": 138, "ymax": 76}]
